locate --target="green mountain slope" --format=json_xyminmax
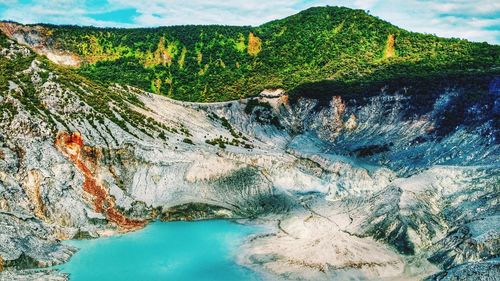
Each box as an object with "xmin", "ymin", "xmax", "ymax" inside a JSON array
[{"xmin": 2, "ymin": 6, "xmax": 499, "ymax": 102}]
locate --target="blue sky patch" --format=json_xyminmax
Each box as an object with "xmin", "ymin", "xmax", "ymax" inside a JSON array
[{"xmin": 88, "ymin": 8, "xmax": 137, "ymax": 24}]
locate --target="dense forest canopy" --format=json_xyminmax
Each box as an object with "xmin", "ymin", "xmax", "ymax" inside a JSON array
[{"xmin": 7, "ymin": 6, "xmax": 500, "ymax": 101}]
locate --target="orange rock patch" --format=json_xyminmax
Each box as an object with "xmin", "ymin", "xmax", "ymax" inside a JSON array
[
  {"xmin": 329, "ymin": 96, "xmax": 358, "ymax": 137},
  {"xmin": 0, "ymin": 22, "xmax": 21, "ymax": 38},
  {"xmin": 384, "ymin": 34, "xmax": 396, "ymax": 59},
  {"xmin": 247, "ymin": 32, "xmax": 262, "ymax": 56},
  {"xmin": 332, "ymin": 96, "xmax": 346, "ymax": 132},
  {"xmin": 279, "ymin": 94, "xmax": 289, "ymax": 105},
  {"xmin": 22, "ymin": 170, "xmax": 46, "ymax": 219},
  {"xmin": 55, "ymin": 132, "xmax": 146, "ymax": 230}
]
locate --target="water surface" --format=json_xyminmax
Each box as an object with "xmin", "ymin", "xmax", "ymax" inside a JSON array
[{"xmin": 57, "ymin": 220, "xmax": 261, "ymax": 281}]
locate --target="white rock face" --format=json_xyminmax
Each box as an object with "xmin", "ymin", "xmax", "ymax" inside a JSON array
[
  {"xmin": 0, "ymin": 38, "xmax": 498, "ymax": 280},
  {"xmin": 0, "ymin": 22, "xmax": 81, "ymax": 67},
  {"xmin": 260, "ymin": 88, "xmax": 285, "ymax": 98}
]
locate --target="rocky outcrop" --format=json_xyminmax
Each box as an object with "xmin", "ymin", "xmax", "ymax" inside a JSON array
[
  {"xmin": 429, "ymin": 216, "xmax": 499, "ymax": 269},
  {"xmin": 160, "ymin": 203, "xmax": 233, "ymax": 221},
  {"xmin": 0, "ymin": 268, "xmax": 68, "ymax": 281},
  {"xmin": 0, "ymin": 212, "xmax": 77, "ymax": 270},
  {"xmin": 21, "ymin": 170, "xmax": 46, "ymax": 219},
  {"xmin": 54, "ymin": 132, "xmax": 147, "ymax": 230},
  {"xmin": 0, "ymin": 22, "xmax": 80, "ymax": 66},
  {"xmin": 0, "ymin": 37, "xmax": 498, "ymax": 280},
  {"xmin": 425, "ymin": 258, "xmax": 500, "ymax": 281}
]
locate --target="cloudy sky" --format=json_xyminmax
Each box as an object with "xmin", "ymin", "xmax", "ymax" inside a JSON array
[{"xmin": 0, "ymin": 0, "xmax": 498, "ymax": 44}]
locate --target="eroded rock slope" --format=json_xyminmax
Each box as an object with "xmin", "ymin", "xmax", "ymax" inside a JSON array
[{"xmin": 0, "ymin": 36, "xmax": 498, "ymax": 280}]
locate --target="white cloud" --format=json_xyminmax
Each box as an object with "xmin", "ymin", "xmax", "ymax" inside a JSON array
[
  {"xmin": 1, "ymin": 0, "xmax": 134, "ymax": 26},
  {"xmin": 351, "ymin": 0, "xmax": 500, "ymax": 43},
  {"xmin": 109, "ymin": 0, "xmax": 300, "ymax": 26}
]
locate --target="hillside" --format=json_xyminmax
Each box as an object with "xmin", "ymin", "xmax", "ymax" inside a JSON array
[
  {"xmin": 1, "ymin": 6, "xmax": 499, "ymax": 102},
  {"xmin": 0, "ymin": 8, "xmax": 499, "ymax": 280}
]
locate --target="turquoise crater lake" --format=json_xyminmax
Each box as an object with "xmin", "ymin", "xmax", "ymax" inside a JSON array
[{"xmin": 56, "ymin": 220, "xmax": 262, "ymax": 281}]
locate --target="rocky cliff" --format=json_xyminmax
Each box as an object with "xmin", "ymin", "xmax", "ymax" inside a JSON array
[{"xmin": 0, "ymin": 31, "xmax": 498, "ymax": 281}]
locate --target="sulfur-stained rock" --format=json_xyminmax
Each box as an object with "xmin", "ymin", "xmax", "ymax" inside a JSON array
[{"xmin": 0, "ymin": 37, "xmax": 498, "ymax": 280}]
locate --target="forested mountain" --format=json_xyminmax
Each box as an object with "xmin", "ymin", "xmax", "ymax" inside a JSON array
[
  {"xmin": 0, "ymin": 5, "xmax": 499, "ymax": 281},
  {"xmin": 2, "ymin": 6, "xmax": 499, "ymax": 102}
]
